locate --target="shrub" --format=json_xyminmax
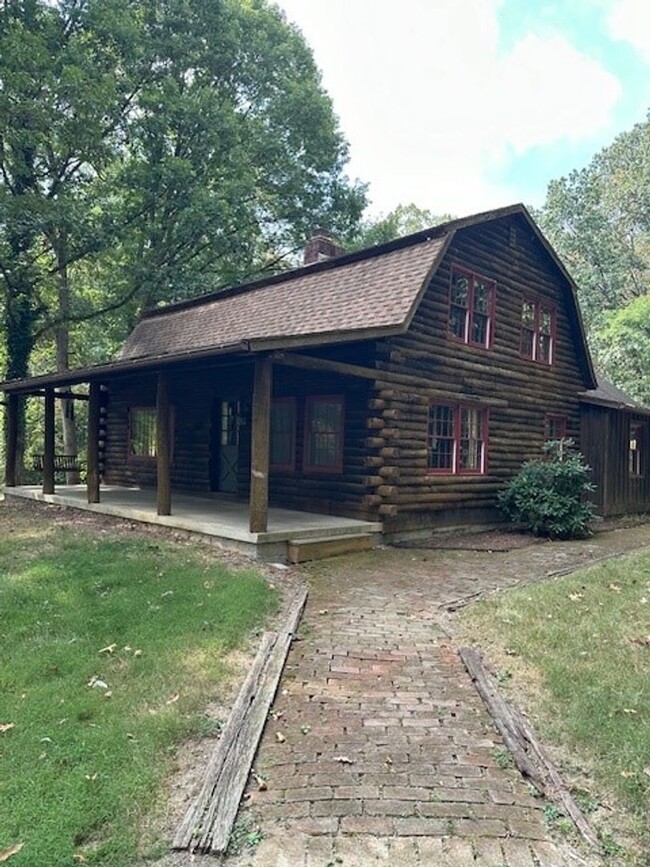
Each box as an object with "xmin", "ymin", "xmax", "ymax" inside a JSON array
[{"xmin": 498, "ymin": 439, "xmax": 595, "ymax": 539}]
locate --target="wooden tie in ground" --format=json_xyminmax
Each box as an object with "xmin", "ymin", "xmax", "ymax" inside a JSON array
[
  {"xmin": 459, "ymin": 646, "xmax": 600, "ymax": 851},
  {"xmin": 173, "ymin": 588, "xmax": 308, "ymax": 854}
]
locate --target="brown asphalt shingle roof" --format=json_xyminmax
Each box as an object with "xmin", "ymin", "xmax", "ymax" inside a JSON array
[
  {"xmin": 119, "ymin": 235, "xmax": 448, "ymax": 360},
  {"xmin": 581, "ymin": 375, "xmax": 642, "ymax": 409}
]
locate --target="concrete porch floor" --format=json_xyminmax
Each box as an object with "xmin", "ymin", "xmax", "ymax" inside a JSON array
[{"xmin": 5, "ymin": 485, "xmax": 382, "ymax": 561}]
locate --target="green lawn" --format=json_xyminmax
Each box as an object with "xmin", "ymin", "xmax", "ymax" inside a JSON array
[
  {"xmin": 459, "ymin": 549, "xmax": 650, "ymax": 863},
  {"xmin": 0, "ymin": 507, "xmax": 276, "ymax": 866}
]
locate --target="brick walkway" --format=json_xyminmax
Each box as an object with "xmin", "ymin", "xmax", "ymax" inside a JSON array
[{"xmin": 227, "ymin": 528, "xmax": 650, "ymax": 866}]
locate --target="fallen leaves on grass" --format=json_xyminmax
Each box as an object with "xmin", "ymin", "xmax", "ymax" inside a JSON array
[
  {"xmin": 98, "ymin": 644, "xmax": 117, "ymax": 655},
  {"xmin": 254, "ymin": 774, "xmax": 267, "ymax": 791},
  {"xmin": 166, "ymin": 693, "xmax": 180, "ymax": 705},
  {"xmin": 0, "ymin": 723, "xmax": 15, "ymax": 734},
  {"xmin": 275, "ymin": 732, "xmax": 285, "ymax": 743},
  {"xmin": 0, "ymin": 843, "xmax": 24, "ymax": 861}
]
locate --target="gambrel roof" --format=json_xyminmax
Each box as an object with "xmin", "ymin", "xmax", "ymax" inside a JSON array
[
  {"xmin": 119, "ymin": 235, "xmax": 449, "ymax": 361},
  {"xmin": 0, "ymin": 203, "xmax": 596, "ymax": 392}
]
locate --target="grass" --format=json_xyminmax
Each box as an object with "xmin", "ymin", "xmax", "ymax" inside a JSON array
[
  {"xmin": 459, "ymin": 549, "xmax": 650, "ymax": 862},
  {"xmin": 0, "ymin": 507, "xmax": 276, "ymax": 866}
]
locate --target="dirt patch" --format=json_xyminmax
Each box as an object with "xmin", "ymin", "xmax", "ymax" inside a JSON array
[{"xmin": 394, "ymin": 528, "xmax": 549, "ymax": 552}]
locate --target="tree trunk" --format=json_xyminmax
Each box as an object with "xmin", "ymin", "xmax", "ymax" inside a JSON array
[{"xmin": 54, "ymin": 232, "xmax": 80, "ymax": 484}]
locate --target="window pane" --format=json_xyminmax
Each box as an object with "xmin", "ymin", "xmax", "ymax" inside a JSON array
[
  {"xmin": 545, "ymin": 416, "xmax": 566, "ymax": 440},
  {"xmin": 630, "ymin": 423, "xmax": 643, "ymax": 476},
  {"xmin": 473, "ymin": 281, "xmax": 491, "ymax": 314},
  {"xmin": 471, "ymin": 312, "xmax": 488, "ymax": 345},
  {"xmin": 449, "ymin": 305, "xmax": 467, "ymax": 339},
  {"xmin": 307, "ymin": 399, "xmax": 343, "ymax": 469},
  {"xmin": 450, "ymin": 273, "xmax": 469, "ymax": 306},
  {"xmin": 522, "ymin": 301, "xmax": 535, "ymax": 328},
  {"xmin": 428, "ymin": 405, "xmax": 454, "ymax": 470},
  {"xmin": 538, "ymin": 332, "xmax": 552, "ymax": 363},
  {"xmin": 521, "ymin": 328, "xmax": 534, "ymax": 358},
  {"xmin": 459, "ymin": 407, "xmax": 484, "ymax": 471},
  {"xmin": 270, "ymin": 400, "xmax": 295, "ymax": 467},
  {"xmin": 130, "ymin": 408, "xmax": 156, "ymax": 457},
  {"xmin": 540, "ymin": 308, "xmax": 553, "ymax": 335}
]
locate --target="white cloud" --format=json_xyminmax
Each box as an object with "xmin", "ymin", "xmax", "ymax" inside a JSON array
[
  {"xmin": 607, "ymin": 0, "xmax": 650, "ymax": 61},
  {"xmin": 276, "ymin": 0, "xmax": 621, "ymax": 216}
]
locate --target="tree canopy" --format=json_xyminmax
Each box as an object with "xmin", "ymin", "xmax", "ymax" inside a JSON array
[
  {"xmin": 538, "ymin": 112, "xmax": 650, "ymax": 399},
  {"xmin": 351, "ymin": 203, "xmax": 453, "ymax": 250},
  {"xmin": 0, "ymin": 0, "xmax": 366, "ymax": 473}
]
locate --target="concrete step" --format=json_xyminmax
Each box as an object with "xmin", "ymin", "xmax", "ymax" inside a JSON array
[{"xmin": 287, "ymin": 532, "xmax": 374, "ymax": 564}]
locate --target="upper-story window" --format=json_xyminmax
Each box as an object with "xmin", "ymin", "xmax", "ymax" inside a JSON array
[
  {"xmin": 448, "ymin": 267, "xmax": 495, "ymax": 349},
  {"xmin": 521, "ymin": 299, "xmax": 555, "ymax": 364}
]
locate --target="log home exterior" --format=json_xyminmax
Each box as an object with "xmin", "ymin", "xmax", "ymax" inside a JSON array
[{"xmin": 3, "ymin": 204, "xmax": 649, "ymax": 555}]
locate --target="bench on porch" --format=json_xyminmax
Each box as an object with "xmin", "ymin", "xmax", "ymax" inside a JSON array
[{"xmin": 32, "ymin": 454, "xmax": 84, "ymax": 474}]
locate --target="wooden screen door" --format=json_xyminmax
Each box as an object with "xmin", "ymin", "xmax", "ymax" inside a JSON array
[{"xmin": 216, "ymin": 400, "xmax": 240, "ymax": 493}]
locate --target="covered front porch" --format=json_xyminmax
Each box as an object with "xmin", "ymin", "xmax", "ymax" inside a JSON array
[{"xmin": 5, "ymin": 484, "xmax": 381, "ymax": 561}]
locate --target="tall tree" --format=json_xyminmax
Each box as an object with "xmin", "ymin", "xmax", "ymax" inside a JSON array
[
  {"xmin": 350, "ymin": 203, "xmax": 453, "ymax": 250},
  {"xmin": 0, "ymin": 0, "xmax": 366, "ymax": 478},
  {"xmin": 538, "ymin": 113, "xmax": 650, "ymax": 330}
]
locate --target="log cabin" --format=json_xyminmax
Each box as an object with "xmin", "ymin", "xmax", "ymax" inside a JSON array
[{"xmin": 3, "ymin": 204, "xmax": 649, "ymax": 559}]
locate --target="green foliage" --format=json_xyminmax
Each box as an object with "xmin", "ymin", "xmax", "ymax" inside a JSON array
[
  {"xmin": 590, "ymin": 295, "xmax": 650, "ymax": 405},
  {"xmin": 0, "ymin": 0, "xmax": 367, "ymax": 471},
  {"xmin": 0, "ymin": 508, "xmax": 276, "ymax": 866},
  {"xmin": 538, "ymin": 112, "xmax": 650, "ymax": 402},
  {"xmin": 538, "ymin": 113, "xmax": 650, "ymax": 328},
  {"xmin": 350, "ymin": 202, "xmax": 453, "ymax": 250},
  {"xmin": 498, "ymin": 440, "xmax": 595, "ymax": 539}
]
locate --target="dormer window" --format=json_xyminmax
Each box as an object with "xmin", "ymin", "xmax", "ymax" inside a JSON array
[{"xmin": 448, "ymin": 267, "xmax": 495, "ymax": 349}]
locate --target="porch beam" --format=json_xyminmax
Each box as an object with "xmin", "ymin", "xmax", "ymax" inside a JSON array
[
  {"xmin": 271, "ymin": 351, "xmax": 508, "ymax": 408},
  {"xmin": 4, "ymin": 393, "xmax": 19, "ymax": 487},
  {"xmin": 271, "ymin": 351, "xmax": 379, "ymax": 381},
  {"xmin": 156, "ymin": 373, "xmax": 172, "ymax": 516},
  {"xmin": 87, "ymin": 381, "xmax": 101, "ymax": 504},
  {"xmin": 249, "ymin": 355, "xmax": 272, "ymax": 533},
  {"xmin": 43, "ymin": 387, "xmax": 55, "ymax": 495}
]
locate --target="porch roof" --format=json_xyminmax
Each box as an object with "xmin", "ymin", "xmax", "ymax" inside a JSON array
[{"xmin": 580, "ymin": 375, "xmax": 650, "ymax": 414}]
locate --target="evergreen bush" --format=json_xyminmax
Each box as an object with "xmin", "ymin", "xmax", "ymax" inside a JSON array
[{"xmin": 498, "ymin": 439, "xmax": 595, "ymax": 539}]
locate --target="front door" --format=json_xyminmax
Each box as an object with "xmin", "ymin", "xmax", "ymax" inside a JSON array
[{"xmin": 216, "ymin": 399, "xmax": 240, "ymax": 493}]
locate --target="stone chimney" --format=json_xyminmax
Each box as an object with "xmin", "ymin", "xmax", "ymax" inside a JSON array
[{"xmin": 303, "ymin": 229, "xmax": 345, "ymax": 265}]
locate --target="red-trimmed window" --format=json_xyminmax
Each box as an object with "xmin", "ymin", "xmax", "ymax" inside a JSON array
[
  {"xmin": 270, "ymin": 397, "xmax": 296, "ymax": 471},
  {"xmin": 544, "ymin": 415, "xmax": 567, "ymax": 441},
  {"xmin": 521, "ymin": 299, "xmax": 555, "ymax": 364},
  {"xmin": 448, "ymin": 267, "xmax": 495, "ymax": 348},
  {"xmin": 427, "ymin": 404, "xmax": 488, "ymax": 475},
  {"xmin": 304, "ymin": 396, "xmax": 344, "ymax": 473},
  {"xmin": 629, "ymin": 421, "xmax": 644, "ymax": 477}
]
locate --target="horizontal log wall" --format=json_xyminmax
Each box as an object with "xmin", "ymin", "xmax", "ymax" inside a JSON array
[{"xmin": 377, "ymin": 213, "xmax": 588, "ymax": 534}]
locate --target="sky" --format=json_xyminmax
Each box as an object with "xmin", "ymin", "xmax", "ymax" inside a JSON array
[{"xmin": 275, "ymin": 0, "xmax": 650, "ymax": 218}]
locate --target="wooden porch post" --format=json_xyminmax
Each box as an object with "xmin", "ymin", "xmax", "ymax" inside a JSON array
[
  {"xmin": 156, "ymin": 373, "xmax": 171, "ymax": 516},
  {"xmin": 86, "ymin": 381, "xmax": 101, "ymax": 504},
  {"xmin": 43, "ymin": 387, "xmax": 55, "ymax": 495},
  {"xmin": 5, "ymin": 393, "xmax": 18, "ymax": 487},
  {"xmin": 249, "ymin": 355, "xmax": 272, "ymax": 533}
]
